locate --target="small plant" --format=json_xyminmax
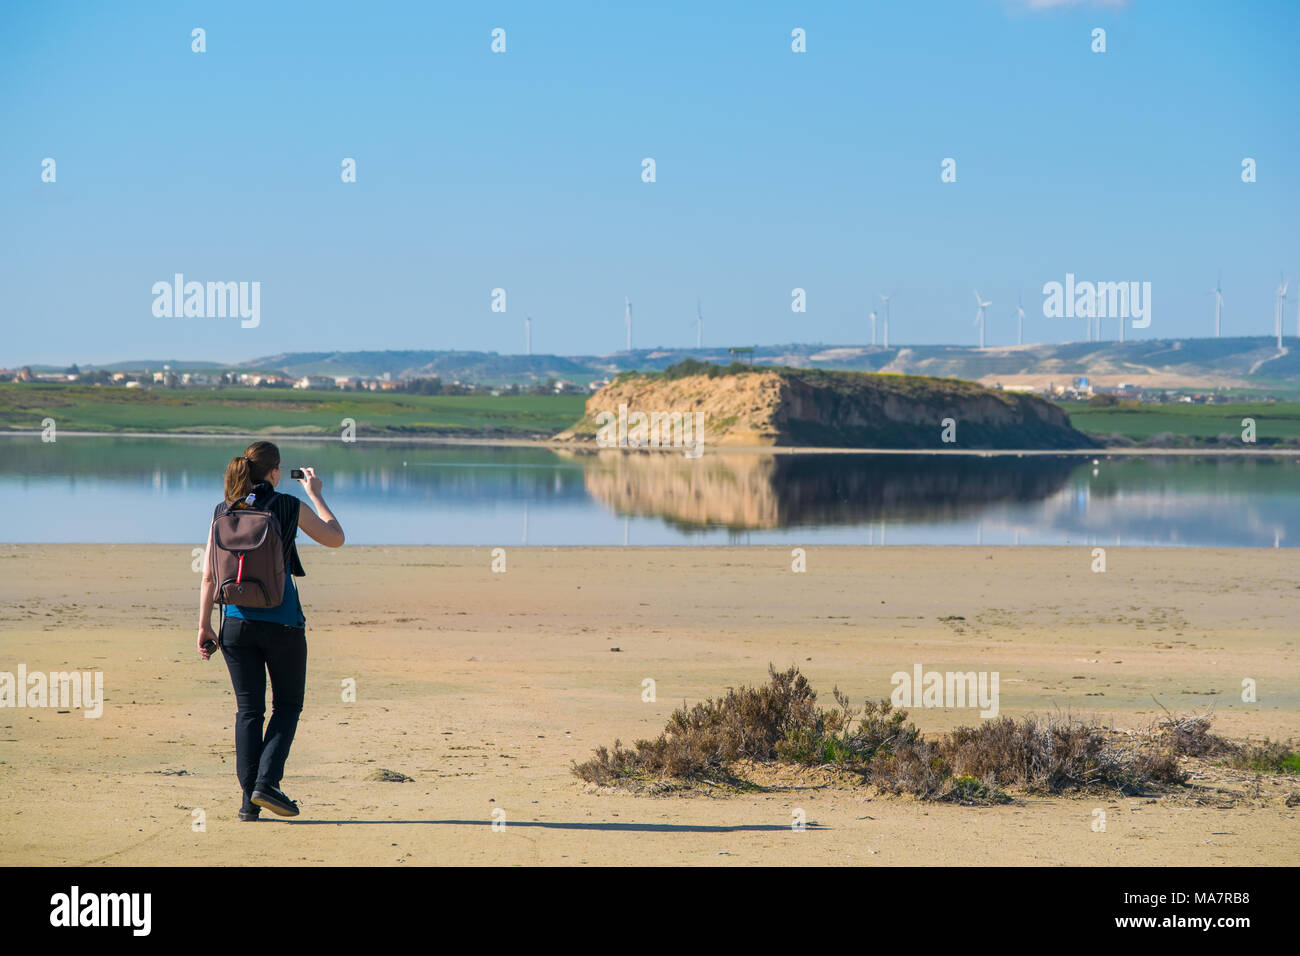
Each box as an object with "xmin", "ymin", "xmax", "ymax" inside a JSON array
[
  {"xmin": 942, "ymin": 774, "xmax": 1009, "ymax": 805},
  {"xmin": 573, "ymin": 667, "xmax": 1208, "ymax": 803},
  {"xmin": 1155, "ymin": 706, "xmax": 1298, "ymax": 775},
  {"xmin": 1225, "ymin": 740, "xmax": 1300, "ymax": 775},
  {"xmin": 571, "ymin": 665, "xmax": 823, "ymax": 784}
]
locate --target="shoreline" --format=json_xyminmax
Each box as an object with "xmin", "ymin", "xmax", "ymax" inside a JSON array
[{"xmin": 2, "ymin": 429, "xmax": 1297, "ymax": 457}]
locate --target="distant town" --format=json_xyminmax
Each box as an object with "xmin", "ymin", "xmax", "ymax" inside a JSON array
[
  {"xmin": 0, "ymin": 364, "xmax": 1257, "ymax": 407},
  {"xmin": 4, "ymin": 335, "xmax": 1299, "ymax": 405},
  {"xmin": 0, "ymin": 363, "xmax": 607, "ymax": 397},
  {"xmin": 2, "ymin": 348, "xmax": 1296, "ymax": 448}
]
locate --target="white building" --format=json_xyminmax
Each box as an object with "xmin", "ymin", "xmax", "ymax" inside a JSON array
[{"xmin": 295, "ymin": 375, "xmax": 336, "ymax": 390}]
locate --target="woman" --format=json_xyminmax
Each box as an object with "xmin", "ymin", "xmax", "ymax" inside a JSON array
[{"xmin": 197, "ymin": 441, "xmax": 345, "ymax": 821}]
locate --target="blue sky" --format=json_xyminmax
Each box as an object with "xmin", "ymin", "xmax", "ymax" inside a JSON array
[{"xmin": 1, "ymin": 0, "xmax": 1297, "ymax": 365}]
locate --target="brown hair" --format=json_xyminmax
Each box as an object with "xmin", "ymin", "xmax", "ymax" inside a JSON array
[{"xmin": 223, "ymin": 441, "xmax": 281, "ymax": 509}]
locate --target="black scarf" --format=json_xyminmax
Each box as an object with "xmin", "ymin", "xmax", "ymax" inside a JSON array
[{"xmin": 246, "ymin": 479, "xmax": 277, "ymax": 507}]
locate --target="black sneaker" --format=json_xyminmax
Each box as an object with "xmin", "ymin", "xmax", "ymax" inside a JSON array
[
  {"xmin": 238, "ymin": 805, "xmax": 261, "ymax": 822},
  {"xmin": 251, "ymin": 785, "xmax": 300, "ymax": 817}
]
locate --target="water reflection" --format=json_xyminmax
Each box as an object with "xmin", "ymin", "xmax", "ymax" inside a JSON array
[
  {"xmin": 0, "ymin": 437, "xmax": 1294, "ymax": 547},
  {"xmin": 564, "ymin": 450, "xmax": 1077, "ymax": 531}
]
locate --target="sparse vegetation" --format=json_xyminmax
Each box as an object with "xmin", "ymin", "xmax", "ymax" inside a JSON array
[
  {"xmin": 573, "ymin": 667, "xmax": 1293, "ymax": 802},
  {"xmin": 1155, "ymin": 710, "xmax": 1299, "ymax": 774},
  {"xmin": 662, "ymin": 359, "xmax": 756, "ymax": 380}
]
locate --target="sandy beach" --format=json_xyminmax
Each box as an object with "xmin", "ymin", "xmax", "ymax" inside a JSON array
[{"xmin": 1, "ymin": 544, "xmax": 1296, "ymax": 866}]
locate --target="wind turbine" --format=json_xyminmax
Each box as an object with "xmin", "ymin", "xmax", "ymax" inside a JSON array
[
  {"xmin": 1013, "ymin": 292, "xmax": 1025, "ymax": 346},
  {"xmin": 879, "ymin": 293, "xmax": 893, "ymax": 348},
  {"xmin": 1294, "ymin": 275, "xmax": 1300, "ymax": 338},
  {"xmin": 625, "ymin": 297, "xmax": 633, "ymax": 352},
  {"xmin": 973, "ymin": 289, "xmax": 991, "ymax": 349},
  {"xmin": 869, "ymin": 309, "xmax": 877, "ymax": 347},
  {"xmin": 695, "ymin": 298, "xmax": 703, "ymax": 349},
  {"xmin": 1275, "ymin": 275, "xmax": 1289, "ymax": 349},
  {"xmin": 525, "ymin": 316, "xmax": 532, "ymax": 356},
  {"xmin": 1211, "ymin": 270, "xmax": 1223, "ymax": 338}
]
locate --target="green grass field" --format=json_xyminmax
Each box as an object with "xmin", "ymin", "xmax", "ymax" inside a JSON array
[
  {"xmin": 1059, "ymin": 400, "xmax": 1300, "ymax": 443},
  {"xmin": 0, "ymin": 384, "xmax": 588, "ymax": 438},
  {"xmin": 7, "ymin": 384, "xmax": 1300, "ymax": 446}
]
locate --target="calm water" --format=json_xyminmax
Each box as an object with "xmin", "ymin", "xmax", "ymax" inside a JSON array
[{"xmin": 1, "ymin": 436, "xmax": 1297, "ymax": 547}]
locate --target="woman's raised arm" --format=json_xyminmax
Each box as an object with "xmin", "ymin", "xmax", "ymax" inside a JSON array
[{"xmin": 296, "ymin": 467, "xmax": 345, "ymax": 547}]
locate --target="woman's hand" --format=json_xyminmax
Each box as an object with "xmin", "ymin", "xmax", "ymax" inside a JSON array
[
  {"xmin": 297, "ymin": 467, "xmax": 346, "ymax": 547},
  {"xmin": 198, "ymin": 623, "xmax": 219, "ymax": 660},
  {"xmin": 296, "ymin": 466, "xmax": 323, "ymax": 498}
]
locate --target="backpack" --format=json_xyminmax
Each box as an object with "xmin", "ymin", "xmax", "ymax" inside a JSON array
[{"xmin": 209, "ymin": 492, "xmax": 286, "ymax": 608}]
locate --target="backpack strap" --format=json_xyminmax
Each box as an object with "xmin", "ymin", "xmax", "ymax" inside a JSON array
[{"xmin": 211, "ymin": 501, "xmax": 227, "ymax": 614}]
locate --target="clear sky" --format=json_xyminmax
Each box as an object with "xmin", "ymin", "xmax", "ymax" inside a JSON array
[{"xmin": 2, "ymin": 0, "xmax": 1297, "ymax": 366}]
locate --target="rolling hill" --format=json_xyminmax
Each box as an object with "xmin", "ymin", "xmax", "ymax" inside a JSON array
[
  {"xmin": 32, "ymin": 336, "xmax": 1300, "ymax": 391},
  {"xmin": 234, "ymin": 338, "xmax": 1300, "ymax": 390}
]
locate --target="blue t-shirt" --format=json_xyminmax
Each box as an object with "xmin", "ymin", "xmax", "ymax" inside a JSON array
[{"xmin": 226, "ymin": 567, "xmax": 305, "ymax": 627}]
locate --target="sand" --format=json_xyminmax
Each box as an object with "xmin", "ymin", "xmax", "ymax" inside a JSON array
[{"xmin": 0, "ymin": 544, "xmax": 1296, "ymax": 866}]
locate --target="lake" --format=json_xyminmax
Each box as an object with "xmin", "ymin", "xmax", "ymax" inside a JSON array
[{"xmin": 1, "ymin": 436, "xmax": 1297, "ymax": 547}]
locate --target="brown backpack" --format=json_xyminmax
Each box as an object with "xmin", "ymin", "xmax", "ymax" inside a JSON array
[{"xmin": 209, "ymin": 493, "xmax": 286, "ymax": 608}]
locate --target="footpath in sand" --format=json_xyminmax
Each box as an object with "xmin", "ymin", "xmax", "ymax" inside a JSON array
[{"xmin": 1, "ymin": 545, "xmax": 1296, "ymax": 866}]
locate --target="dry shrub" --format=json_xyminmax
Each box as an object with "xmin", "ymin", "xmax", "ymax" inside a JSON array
[
  {"xmin": 1155, "ymin": 708, "xmax": 1298, "ymax": 775},
  {"xmin": 1157, "ymin": 711, "xmax": 1224, "ymax": 757},
  {"xmin": 572, "ymin": 668, "xmax": 1291, "ymax": 802},
  {"xmin": 939, "ymin": 714, "xmax": 1187, "ymax": 793},
  {"xmin": 572, "ymin": 665, "xmax": 822, "ymax": 784}
]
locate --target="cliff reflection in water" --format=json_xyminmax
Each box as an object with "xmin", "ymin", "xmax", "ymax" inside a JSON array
[{"xmin": 567, "ymin": 450, "xmax": 1079, "ymax": 532}]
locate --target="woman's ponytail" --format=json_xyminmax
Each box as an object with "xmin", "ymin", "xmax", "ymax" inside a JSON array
[
  {"xmin": 223, "ymin": 456, "xmax": 254, "ymax": 509},
  {"xmin": 223, "ymin": 441, "xmax": 280, "ymax": 509}
]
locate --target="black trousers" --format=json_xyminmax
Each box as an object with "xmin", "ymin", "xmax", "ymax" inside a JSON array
[{"xmin": 219, "ymin": 617, "xmax": 307, "ymax": 798}]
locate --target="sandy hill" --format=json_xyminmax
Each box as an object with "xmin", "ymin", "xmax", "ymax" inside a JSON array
[{"xmin": 555, "ymin": 364, "xmax": 1094, "ymax": 449}]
